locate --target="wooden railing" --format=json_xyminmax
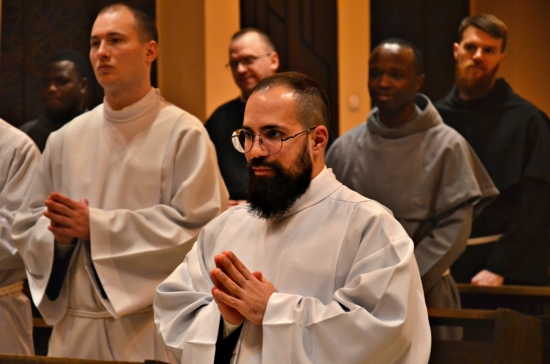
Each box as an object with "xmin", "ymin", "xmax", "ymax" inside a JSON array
[
  {"xmin": 0, "ymin": 355, "xmax": 167, "ymax": 364},
  {"xmin": 428, "ymin": 308, "xmax": 542, "ymax": 364}
]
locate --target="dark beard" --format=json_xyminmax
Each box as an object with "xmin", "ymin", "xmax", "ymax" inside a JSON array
[
  {"xmin": 246, "ymin": 141, "xmax": 312, "ymax": 219},
  {"xmin": 455, "ymin": 61, "xmax": 500, "ymax": 100}
]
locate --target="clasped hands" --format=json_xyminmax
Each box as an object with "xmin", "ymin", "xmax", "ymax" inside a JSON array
[
  {"xmin": 210, "ymin": 251, "xmax": 275, "ymax": 326},
  {"xmin": 43, "ymin": 192, "xmax": 90, "ymax": 245}
]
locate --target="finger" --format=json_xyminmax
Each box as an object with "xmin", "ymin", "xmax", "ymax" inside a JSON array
[
  {"xmin": 81, "ymin": 198, "xmax": 89, "ymax": 207},
  {"xmin": 223, "ymin": 251, "xmax": 253, "ymax": 280},
  {"xmin": 43, "ymin": 210, "xmax": 74, "ymax": 228},
  {"xmin": 45, "ymin": 199, "xmax": 74, "ymax": 217},
  {"xmin": 211, "ymin": 269, "xmax": 229, "ymax": 291},
  {"xmin": 252, "ymin": 271, "xmax": 263, "ymax": 281},
  {"xmin": 218, "ymin": 253, "xmax": 247, "ymax": 286},
  {"xmin": 50, "ymin": 192, "xmax": 79, "ymax": 209},
  {"xmin": 214, "ymin": 254, "xmax": 227, "ymax": 270},
  {"xmin": 212, "ymin": 286, "xmax": 240, "ymax": 309},
  {"xmin": 213, "ymin": 268, "xmax": 242, "ymax": 296}
]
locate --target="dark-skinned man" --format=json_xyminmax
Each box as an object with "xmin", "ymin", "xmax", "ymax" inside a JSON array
[
  {"xmin": 20, "ymin": 49, "xmax": 88, "ymax": 152},
  {"xmin": 327, "ymin": 39, "xmax": 497, "ymax": 339}
]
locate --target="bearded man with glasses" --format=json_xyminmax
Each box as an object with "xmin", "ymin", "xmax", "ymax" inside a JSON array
[
  {"xmin": 155, "ymin": 72, "xmax": 431, "ymax": 364},
  {"xmin": 206, "ymin": 28, "xmax": 280, "ymax": 208}
]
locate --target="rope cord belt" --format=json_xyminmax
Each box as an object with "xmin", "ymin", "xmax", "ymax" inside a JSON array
[
  {"xmin": 467, "ymin": 234, "xmax": 503, "ymax": 246},
  {"xmin": 65, "ymin": 305, "xmax": 153, "ymax": 319},
  {"xmin": 0, "ymin": 281, "xmax": 24, "ymax": 297}
]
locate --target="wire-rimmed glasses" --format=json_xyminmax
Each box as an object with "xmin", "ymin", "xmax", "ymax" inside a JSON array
[
  {"xmin": 225, "ymin": 53, "xmax": 272, "ymax": 70},
  {"xmin": 232, "ymin": 126, "xmax": 318, "ymax": 155}
]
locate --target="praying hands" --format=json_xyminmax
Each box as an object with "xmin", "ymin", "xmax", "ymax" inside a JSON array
[
  {"xmin": 44, "ymin": 192, "xmax": 90, "ymax": 245},
  {"xmin": 210, "ymin": 251, "xmax": 275, "ymax": 326}
]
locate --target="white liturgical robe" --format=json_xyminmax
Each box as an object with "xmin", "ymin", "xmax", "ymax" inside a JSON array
[
  {"xmin": 154, "ymin": 168, "xmax": 431, "ymax": 364},
  {"xmin": 0, "ymin": 118, "xmax": 40, "ymax": 355},
  {"xmin": 12, "ymin": 89, "xmax": 228, "ymax": 361}
]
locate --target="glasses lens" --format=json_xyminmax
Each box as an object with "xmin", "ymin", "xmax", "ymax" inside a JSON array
[
  {"xmin": 260, "ymin": 129, "xmax": 282, "ymax": 154},
  {"xmin": 232, "ymin": 130, "xmax": 248, "ymax": 153}
]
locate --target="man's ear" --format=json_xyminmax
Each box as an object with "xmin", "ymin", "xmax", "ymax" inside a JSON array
[
  {"xmin": 80, "ymin": 77, "xmax": 89, "ymax": 95},
  {"xmin": 453, "ymin": 42, "xmax": 460, "ymax": 60},
  {"xmin": 146, "ymin": 40, "xmax": 158, "ymax": 63},
  {"xmin": 415, "ymin": 74, "xmax": 425, "ymax": 92},
  {"xmin": 270, "ymin": 52, "xmax": 280, "ymax": 73},
  {"xmin": 311, "ymin": 125, "xmax": 329, "ymax": 152}
]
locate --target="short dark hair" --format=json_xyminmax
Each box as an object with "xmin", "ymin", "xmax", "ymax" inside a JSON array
[
  {"xmin": 98, "ymin": 3, "xmax": 158, "ymax": 43},
  {"xmin": 252, "ymin": 72, "xmax": 330, "ymax": 129},
  {"xmin": 458, "ymin": 14, "xmax": 507, "ymax": 52},
  {"xmin": 374, "ymin": 38, "xmax": 424, "ymax": 75},
  {"xmin": 231, "ymin": 27, "xmax": 276, "ymax": 52},
  {"xmin": 45, "ymin": 49, "xmax": 88, "ymax": 79}
]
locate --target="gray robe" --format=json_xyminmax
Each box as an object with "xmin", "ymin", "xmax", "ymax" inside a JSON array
[{"xmin": 327, "ymin": 94, "xmax": 498, "ymax": 310}]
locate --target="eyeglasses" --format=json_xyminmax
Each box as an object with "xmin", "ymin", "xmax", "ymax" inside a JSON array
[
  {"xmin": 232, "ymin": 126, "xmax": 318, "ymax": 155},
  {"xmin": 226, "ymin": 53, "xmax": 272, "ymax": 70}
]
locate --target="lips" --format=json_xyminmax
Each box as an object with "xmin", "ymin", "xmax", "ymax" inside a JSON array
[
  {"xmin": 97, "ymin": 64, "xmax": 113, "ymax": 73},
  {"xmin": 252, "ymin": 167, "xmax": 274, "ymax": 176},
  {"xmin": 373, "ymin": 93, "xmax": 395, "ymax": 102}
]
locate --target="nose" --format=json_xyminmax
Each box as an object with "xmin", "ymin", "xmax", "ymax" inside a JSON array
[
  {"xmin": 247, "ymin": 134, "xmax": 268, "ymax": 158},
  {"xmin": 379, "ymin": 74, "xmax": 391, "ymax": 88},
  {"xmin": 47, "ymin": 81, "xmax": 58, "ymax": 93},
  {"xmin": 235, "ymin": 62, "xmax": 248, "ymax": 73},
  {"xmin": 472, "ymin": 47, "xmax": 483, "ymax": 61},
  {"xmin": 95, "ymin": 40, "xmax": 109, "ymax": 59}
]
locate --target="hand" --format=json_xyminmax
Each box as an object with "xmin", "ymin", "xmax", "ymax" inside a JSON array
[
  {"xmin": 226, "ymin": 200, "xmax": 247, "ymax": 209},
  {"xmin": 211, "ymin": 254, "xmax": 244, "ymax": 325},
  {"xmin": 44, "ymin": 192, "xmax": 90, "ymax": 245},
  {"xmin": 471, "ymin": 269, "xmax": 504, "ymax": 286},
  {"xmin": 211, "ymin": 251, "xmax": 275, "ymax": 325}
]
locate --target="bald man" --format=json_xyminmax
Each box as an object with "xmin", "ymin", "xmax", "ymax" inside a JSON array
[{"xmin": 206, "ymin": 28, "xmax": 280, "ymax": 207}]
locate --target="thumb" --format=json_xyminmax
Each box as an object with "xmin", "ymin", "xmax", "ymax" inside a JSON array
[
  {"xmin": 80, "ymin": 198, "xmax": 89, "ymax": 206},
  {"xmin": 252, "ymin": 271, "xmax": 263, "ymax": 281}
]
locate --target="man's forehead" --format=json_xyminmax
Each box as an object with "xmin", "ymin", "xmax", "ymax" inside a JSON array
[
  {"xmin": 370, "ymin": 45, "xmax": 415, "ymax": 69},
  {"xmin": 461, "ymin": 26, "xmax": 503, "ymax": 45},
  {"xmin": 230, "ymin": 33, "xmax": 267, "ymax": 52},
  {"xmin": 244, "ymin": 87, "xmax": 297, "ymax": 128},
  {"xmin": 91, "ymin": 8, "xmax": 136, "ymax": 37}
]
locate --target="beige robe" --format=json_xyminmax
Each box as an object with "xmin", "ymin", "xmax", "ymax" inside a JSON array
[
  {"xmin": 0, "ymin": 118, "xmax": 40, "ymax": 355},
  {"xmin": 12, "ymin": 89, "xmax": 228, "ymax": 361}
]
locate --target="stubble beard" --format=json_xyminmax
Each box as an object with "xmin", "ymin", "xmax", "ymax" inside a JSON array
[
  {"xmin": 455, "ymin": 59, "xmax": 500, "ymax": 100},
  {"xmin": 246, "ymin": 140, "xmax": 313, "ymax": 219}
]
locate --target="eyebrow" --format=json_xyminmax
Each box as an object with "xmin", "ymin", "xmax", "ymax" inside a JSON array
[
  {"xmin": 90, "ymin": 32, "xmax": 126, "ymax": 41},
  {"xmin": 242, "ymin": 124, "xmax": 288, "ymax": 133}
]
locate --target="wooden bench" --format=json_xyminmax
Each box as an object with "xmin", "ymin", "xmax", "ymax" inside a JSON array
[
  {"xmin": 0, "ymin": 355, "xmax": 167, "ymax": 364},
  {"xmin": 428, "ymin": 308, "xmax": 541, "ymax": 364},
  {"xmin": 456, "ymin": 283, "xmax": 550, "ymax": 363}
]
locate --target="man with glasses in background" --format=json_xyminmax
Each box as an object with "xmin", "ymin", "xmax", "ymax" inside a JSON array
[
  {"xmin": 155, "ymin": 72, "xmax": 430, "ymax": 364},
  {"xmin": 206, "ymin": 28, "xmax": 279, "ymax": 208}
]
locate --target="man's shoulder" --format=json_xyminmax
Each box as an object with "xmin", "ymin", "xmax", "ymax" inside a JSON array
[
  {"xmin": 205, "ymin": 98, "xmax": 245, "ymax": 125},
  {"xmin": 160, "ymin": 101, "xmax": 205, "ymax": 129},
  {"xmin": 0, "ymin": 118, "xmax": 39, "ymax": 153},
  {"xmin": 327, "ymin": 122, "xmax": 367, "ymax": 156},
  {"xmin": 328, "ymin": 183, "xmax": 393, "ymax": 216},
  {"xmin": 19, "ymin": 118, "xmax": 40, "ymax": 133}
]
